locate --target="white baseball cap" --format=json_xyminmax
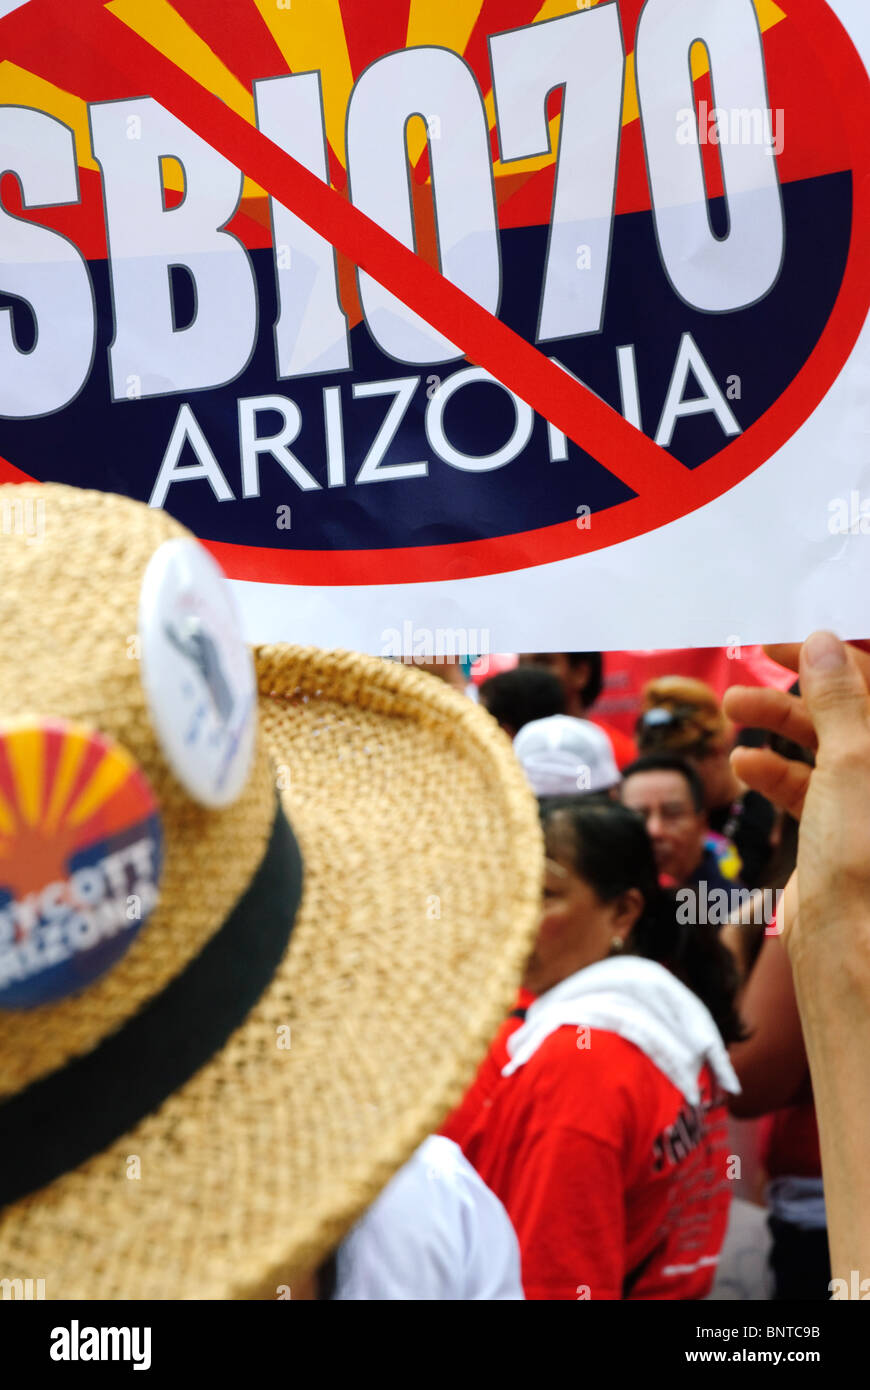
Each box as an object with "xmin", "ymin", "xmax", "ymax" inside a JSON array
[{"xmin": 513, "ymin": 715, "xmax": 620, "ymax": 797}]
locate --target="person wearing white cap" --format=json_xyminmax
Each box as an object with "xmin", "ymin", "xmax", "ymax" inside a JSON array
[{"xmin": 513, "ymin": 715, "xmax": 620, "ymax": 799}]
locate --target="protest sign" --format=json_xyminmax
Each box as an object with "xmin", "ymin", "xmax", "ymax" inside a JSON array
[{"xmin": 0, "ymin": 0, "xmax": 868, "ymax": 652}]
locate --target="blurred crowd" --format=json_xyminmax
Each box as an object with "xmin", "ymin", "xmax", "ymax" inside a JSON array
[{"xmin": 386, "ymin": 645, "xmax": 830, "ymax": 1301}]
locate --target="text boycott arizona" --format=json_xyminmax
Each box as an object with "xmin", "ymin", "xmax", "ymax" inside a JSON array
[{"xmin": 0, "ymin": 838, "xmax": 158, "ymax": 988}]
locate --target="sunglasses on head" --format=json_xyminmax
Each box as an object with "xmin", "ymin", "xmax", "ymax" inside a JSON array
[{"xmin": 638, "ymin": 705, "xmax": 715, "ymax": 753}]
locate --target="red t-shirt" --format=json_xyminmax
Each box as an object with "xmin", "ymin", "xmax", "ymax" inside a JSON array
[
  {"xmin": 444, "ymin": 1024, "xmax": 732, "ymax": 1300},
  {"xmin": 587, "ymin": 715, "xmax": 637, "ymax": 771},
  {"xmin": 762, "ymin": 1101, "xmax": 822, "ymax": 1180}
]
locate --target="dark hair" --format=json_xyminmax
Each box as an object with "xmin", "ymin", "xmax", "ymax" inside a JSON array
[
  {"xmin": 621, "ymin": 753, "xmax": 706, "ymax": 814},
  {"xmin": 539, "ymin": 798, "xmax": 745, "ymax": 1045},
  {"xmin": 564, "ymin": 652, "xmax": 603, "ymax": 709},
  {"xmin": 635, "ymin": 704, "xmax": 717, "ymax": 759},
  {"xmin": 316, "ymin": 1249, "xmax": 339, "ymax": 1300},
  {"xmin": 479, "ymin": 667, "xmax": 565, "ymax": 732}
]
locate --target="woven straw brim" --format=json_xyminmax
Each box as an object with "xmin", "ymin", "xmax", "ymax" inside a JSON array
[{"xmin": 1, "ymin": 645, "xmax": 543, "ymax": 1299}]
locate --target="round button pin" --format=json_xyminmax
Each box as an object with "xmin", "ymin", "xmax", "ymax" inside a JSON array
[
  {"xmin": 138, "ymin": 538, "xmax": 257, "ymax": 808},
  {"xmin": 0, "ymin": 718, "xmax": 163, "ymax": 1010}
]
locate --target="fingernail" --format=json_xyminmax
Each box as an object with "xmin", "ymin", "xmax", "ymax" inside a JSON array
[{"xmin": 805, "ymin": 631, "xmax": 846, "ymax": 671}]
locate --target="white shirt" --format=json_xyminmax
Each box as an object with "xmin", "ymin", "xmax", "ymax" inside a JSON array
[
  {"xmin": 334, "ymin": 1136, "xmax": 524, "ymax": 1300},
  {"xmin": 504, "ymin": 955, "xmax": 741, "ymax": 1103}
]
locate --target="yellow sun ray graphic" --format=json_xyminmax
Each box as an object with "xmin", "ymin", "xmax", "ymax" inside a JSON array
[
  {"xmin": 107, "ymin": 0, "xmax": 266, "ymax": 197},
  {"xmin": 65, "ymin": 746, "xmax": 134, "ymax": 830},
  {"xmin": 43, "ymin": 727, "xmax": 90, "ymax": 835},
  {"xmin": 0, "ymin": 60, "xmax": 99, "ymax": 172},
  {"xmin": 6, "ymin": 726, "xmax": 43, "ymax": 828},
  {"xmin": 253, "ymin": 0, "xmax": 354, "ymax": 171}
]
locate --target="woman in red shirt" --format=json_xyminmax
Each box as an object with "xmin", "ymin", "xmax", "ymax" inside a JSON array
[{"xmin": 444, "ymin": 797, "xmax": 745, "ymax": 1300}]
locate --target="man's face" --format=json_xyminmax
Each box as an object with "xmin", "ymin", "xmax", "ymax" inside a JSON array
[{"xmin": 620, "ymin": 770, "xmax": 707, "ymax": 884}]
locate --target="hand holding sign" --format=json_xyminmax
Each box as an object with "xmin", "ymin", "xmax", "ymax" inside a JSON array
[
  {"xmin": 724, "ymin": 635, "xmax": 870, "ymax": 961},
  {"xmin": 728, "ymin": 634, "xmax": 870, "ymax": 1293}
]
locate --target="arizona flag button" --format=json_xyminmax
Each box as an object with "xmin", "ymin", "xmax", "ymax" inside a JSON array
[
  {"xmin": 0, "ymin": 718, "xmax": 163, "ymax": 1010},
  {"xmin": 138, "ymin": 538, "xmax": 257, "ymax": 808}
]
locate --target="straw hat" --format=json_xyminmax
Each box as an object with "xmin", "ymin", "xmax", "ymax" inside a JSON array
[{"xmin": 0, "ymin": 483, "xmax": 543, "ymax": 1299}]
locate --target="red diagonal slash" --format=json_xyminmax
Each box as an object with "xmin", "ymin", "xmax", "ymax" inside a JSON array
[{"xmin": 10, "ymin": 0, "xmax": 692, "ymax": 498}]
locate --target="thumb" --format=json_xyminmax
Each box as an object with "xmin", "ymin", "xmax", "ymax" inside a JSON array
[{"xmin": 799, "ymin": 631, "xmax": 870, "ymax": 761}]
